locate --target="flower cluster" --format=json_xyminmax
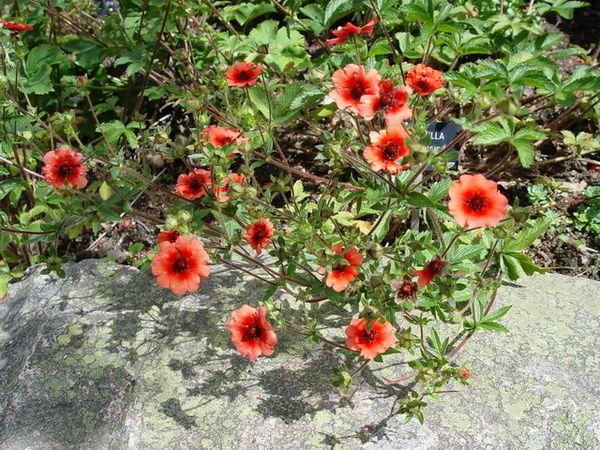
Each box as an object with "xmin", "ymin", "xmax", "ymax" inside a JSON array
[
  {"xmin": 24, "ymin": 10, "xmax": 526, "ymax": 417},
  {"xmin": 36, "ymin": 55, "xmax": 508, "ymax": 368}
]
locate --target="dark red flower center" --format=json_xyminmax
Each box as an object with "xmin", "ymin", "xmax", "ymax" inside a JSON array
[
  {"xmin": 333, "ymin": 263, "xmax": 350, "ymax": 274},
  {"xmin": 466, "ymin": 193, "xmax": 487, "ymax": 212},
  {"xmin": 428, "ymin": 260, "xmax": 446, "ymax": 276},
  {"xmin": 381, "ymin": 141, "xmax": 403, "ymax": 161},
  {"xmin": 348, "ymin": 77, "xmax": 366, "ymax": 100},
  {"xmin": 360, "ymin": 328, "xmax": 378, "ymax": 344},
  {"xmin": 56, "ymin": 162, "xmax": 74, "ymax": 179},
  {"xmin": 172, "ymin": 256, "xmax": 189, "ymax": 273},
  {"xmin": 416, "ymin": 79, "xmax": 431, "ymax": 92},
  {"xmin": 236, "ymin": 70, "xmax": 252, "ymax": 81},
  {"xmin": 188, "ymin": 176, "xmax": 205, "ymax": 191},
  {"xmin": 254, "ymin": 229, "xmax": 264, "ymax": 239},
  {"xmin": 397, "ymin": 281, "xmax": 417, "ymax": 299},
  {"xmin": 243, "ymin": 319, "xmax": 264, "ymax": 341},
  {"xmin": 378, "ymin": 80, "xmax": 395, "ymax": 109}
]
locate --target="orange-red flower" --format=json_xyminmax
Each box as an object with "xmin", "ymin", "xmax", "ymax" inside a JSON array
[
  {"xmin": 175, "ymin": 168, "xmax": 212, "ymax": 200},
  {"xmin": 327, "ymin": 17, "xmax": 377, "ymax": 47},
  {"xmin": 358, "ymin": 79, "xmax": 412, "ymax": 127},
  {"xmin": 151, "ymin": 235, "xmax": 210, "ymax": 295},
  {"xmin": 226, "ymin": 62, "xmax": 262, "ymax": 87},
  {"xmin": 406, "ymin": 63, "xmax": 444, "ymax": 95},
  {"xmin": 324, "ymin": 244, "xmax": 363, "ymax": 292},
  {"xmin": 157, "ymin": 229, "xmax": 180, "ymax": 244},
  {"xmin": 448, "ymin": 174, "xmax": 508, "ymax": 228},
  {"xmin": 458, "ymin": 367, "xmax": 471, "ymax": 380},
  {"xmin": 330, "ymin": 64, "xmax": 380, "ymax": 113},
  {"xmin": 214, "ymin": 172, "xmax": 245, "ymax": 202},
  {"xmin": 414, "ymin": 256, "xmax": 448, "ymax": 287},
  {"xmin": 42, "ymin": 146, "xmax": 88, "ymax": 190},
  {"xmin": 226, "ymin": 305, "xmax": 277, "ymax": 362},
  {"xmin": 202, "ymin": 125, "xmax": 248, "ymax": 151},
  {"xmin": 0, "ymin": 19, "xmax": 33, "ymax": 33},
  {"xmin": 244, "ymin": 219, "xmax": 274, "ymax": 255},
  {"xmin": 364, "ymin": 128, "xmax": 410, "ymax": 174},
  {"xmin": 345, "ymin": 317, "xmax": 397, "ymax": 360}
]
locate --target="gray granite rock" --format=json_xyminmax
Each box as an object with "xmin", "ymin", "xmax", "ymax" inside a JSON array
[{"xmin": 0, "ymin": 260, "xmax": 598, "ymax": 449}]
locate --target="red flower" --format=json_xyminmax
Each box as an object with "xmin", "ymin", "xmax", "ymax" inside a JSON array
[
  {"xmin": 330, "ymin": 64, "xmax": 380, "ymax": 113},
  {"xmin": 244, "ymin": 219, "xmax": 274, "ymax": 255},
  {"xmin": 448, "ymin": 174, "xmax": 508, "ymax": 228},
  {"xmin": 42, "ymin": 146, "xmax": 88, "ymax": 190},
  {"xmin": 157, "ymin": 229, "xmax": 180, "ymax": 244},
  {"xmin": 324, "ymin": 244, "xmax": 364, "ymax": 292},
  {"xmin": 175, "ymin": 168, "xmax": 212, "ymax": 200},
  {"xmin": 414, "ymin": 256, "xmax": 448, "ymax": 287},
  {"xmin": 358, "ymin": 79, "xmax": 413, "ymax": 127},
  {"xmin": 327, "ymin": 17, "xmax": 377, "ymax": 47},
  {"xmin": 391, "ymin": 275, "xmax": 418, "ymax": 302},
  {"xmin": 0, "ymin": 19, "xmax": 33, "ymax": 33},
  {"xmin": 364, "ymin": 128, "xmax": 410, "ymax": 174},
  {"xmin": 226, "ymin": 62, "xmax": 262, "ymax": 87},
  {"xmin": 458, "ymin": 367, "xmax": 471, "ymax": 380},
  {"xmin": 214, "ymin": 172, "xmax": 245, "ymax": 202},
  {"xmin": 226, "ymin": 305, "xmax": 277, "ymax": 362},
  {"xmin": 345, "ymin": 317, "xmax": 397, "ymax": 360},
  {"xmin": 151, "ymin": 235, "xmax": 210, "ymax": 295},
  {"xmin": 202, "ymin": 125, "xmax": 248, "ymax": 156},
  {"xmin": 406, "ymin": 63, "xmax": 444, "ymax": 95}
]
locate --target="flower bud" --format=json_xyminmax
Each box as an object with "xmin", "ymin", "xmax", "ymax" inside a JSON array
[
  {"xmin": 458, "ymin": 367, "xmax": 470, "ymax": 380},
  {"xmin": 367, "ymin": 243, "xmax": 383, "ymax": 259}
]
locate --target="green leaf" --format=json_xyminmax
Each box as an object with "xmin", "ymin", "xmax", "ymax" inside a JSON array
[
  {"xmin": 99, "ymin": 181, "xmax": 112, "ymax": 201},
  {"xmin": 0, "ymin": 178, "xmax": 19, "ymax": 200},
  {"xmin": 21, "ymin": 64, "xmax": 53, "ymax": 95},
  {"xmin": 477, "ymin": 59, "xmax": 509, "ymax": 80},
  {"xmin": 509, "ymin": 252, "xmax": 546, "ymax": 276},
  {"xmin": 406, "ymin": 192, "xmax": 437, "ymax": 208},
  {"xmin": 26, "ymin": 45, "xmax": 66, "ymax": 73},
  {"xmin": 427, "ymin": 179, "xmax": 451, "ymax": 201},
  {"xmin": 499, "ymin": 254, "xmax": 521, "ymax": 281},
  {"xmin": 512, "ymin": 140, "xmax": 535, "ymax": 168},
  {"xmin": 371, "ymin": 210, "xmax": 392, "ymax": 242},
  {"xmin": 248, "ymin": 87, "xmax": 270, "ymax": 119},
  {"xmin": 473, "ymin": 122, "xmax": 510, "ymax": 145},
  {"xmin": 479, "ymin": 321, "xmax": 509, "ymax": 332},
  {"xmin": 513, "ymin": 127, "xmax": 546, "ymax": 141},
  {"xmin": 503, "ymin": 218, "xmax": 552, "ymax": 252},
  {"xmin": 223, "ymin": 3, "xmax": 276, "ymax": 25},
  {"xmin": 483, "ymin": 305, "xmax": 512, "ymax": 323},
  {"xmin": 323, "ymin": 0, "xmax": 361, "ymax": 27}
]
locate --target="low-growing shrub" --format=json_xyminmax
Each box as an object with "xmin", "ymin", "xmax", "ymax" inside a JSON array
[{"xmin": 0, "ymin": 0, "xmax": 598, "ymax": 421}]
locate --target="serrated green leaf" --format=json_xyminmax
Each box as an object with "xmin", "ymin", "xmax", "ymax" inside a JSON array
[
  {"xmin": 512, "ymin": 140, "xmax": 535, "ymax": 168},
  {"xmin": 474, "ymin": 122, "xmax": 510, "ymax": 145},
  {"xmin": 503, "ymin": 218, "xmax": 552, "ymax": 252}
]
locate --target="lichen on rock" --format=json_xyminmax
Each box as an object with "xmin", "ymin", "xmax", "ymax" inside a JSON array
[{"xmin": 0, "ymin": 260, "xmax": 598, "ymax": 449}]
